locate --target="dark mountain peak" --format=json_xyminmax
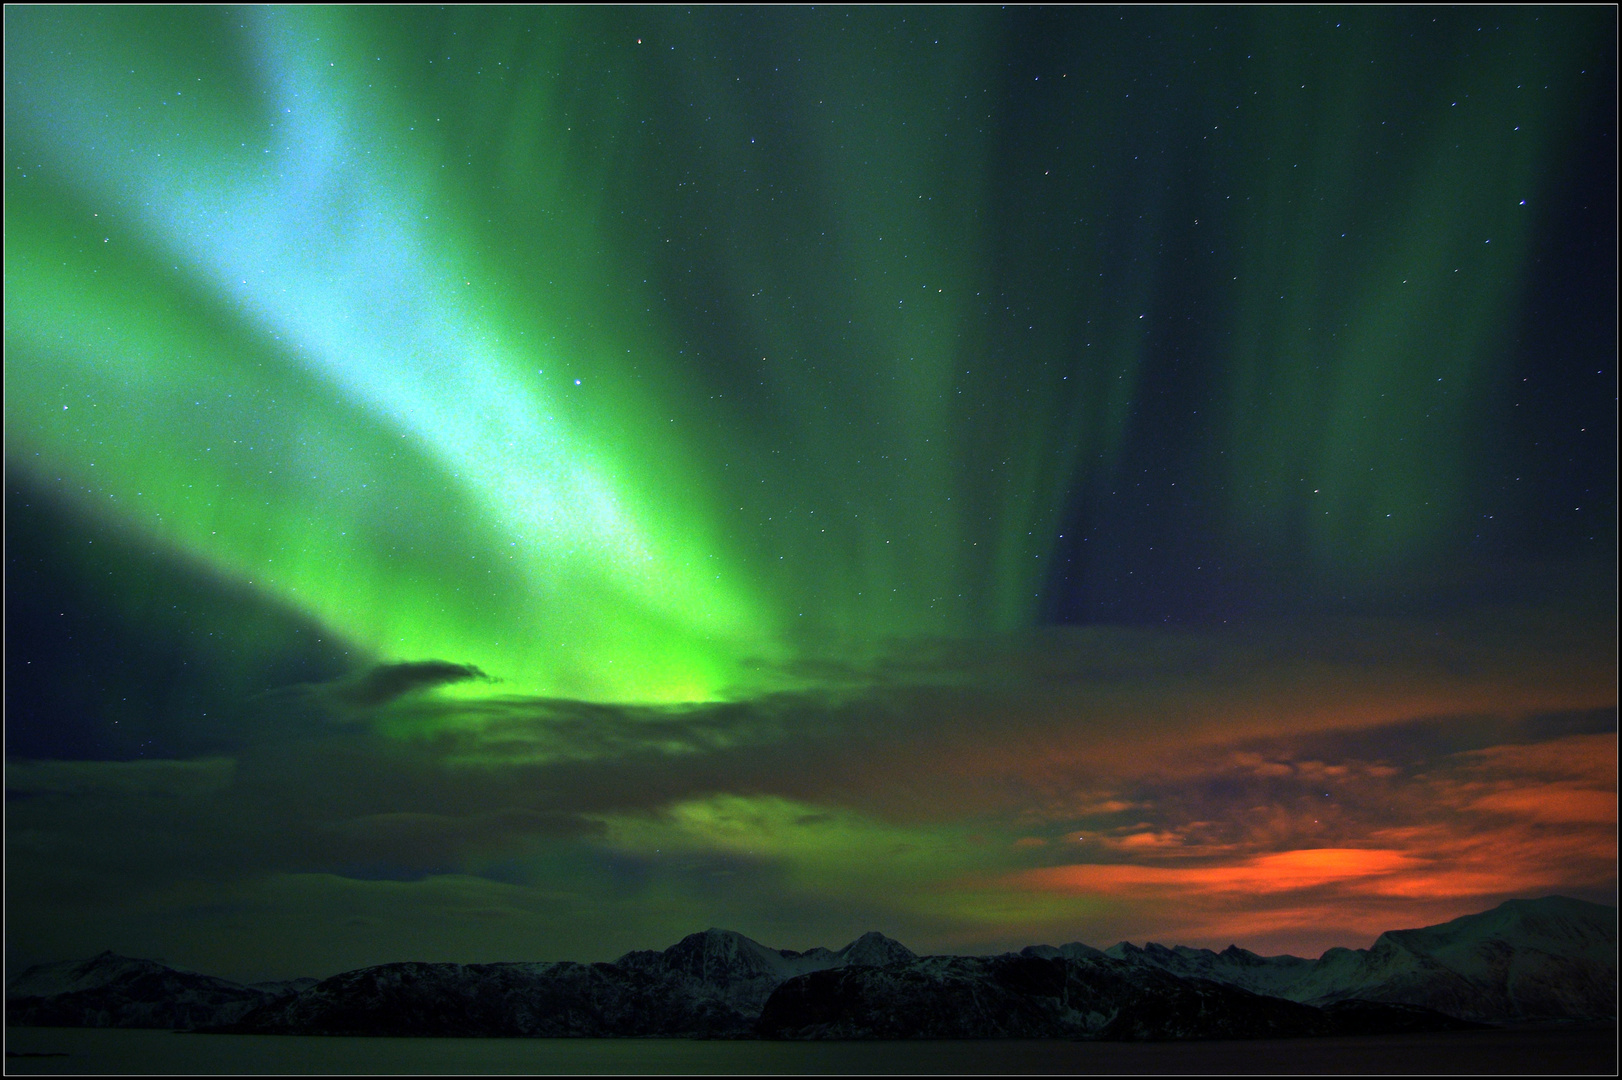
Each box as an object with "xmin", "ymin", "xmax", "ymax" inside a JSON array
[
  {"xmin": 1219, "ymin": 944, "xmax": 1268, "ymax": 965},
  {"xmin": 82, "ymin": 951, "xmax": 155, "ymax": 969},
  {"xmin": 6, "ymin": 951, "xmax": 267, "ymax": 1032},
  {"xmin": 836, "ymin": 931, "xmax": 917, "ymax": 967},
  {"xmin": 1471, "ymin": 895, "xmax": 1614, "ymax": 939},
  {"xmin": 72, "ymin": 952, "xmax": 154, "ymax": 976},
  {"xmin": 1503, "ymin": 895, "xmax": 1609, "ymax": 913},
  {"xmin": 8, "ymin": 952, "xmax": 184, "ymax": 999},
  {"xmin": 250, "ymin": 977, "xmax": 318, "ymax": 996},
  {"xmin": 13, "ymin": 897, "xmax": 1615, "ymax": 1037},
  {"xmin": 670, "ymin": 927, "xmax": 762, "ymax": 953},
  {"xmin": 1370, "ymin": 895, "xmax": 1616, "ymax": 963},
  {"xmin": 660, "ymin": 927, "xmax": 785, "ymax": 982},
  {"xmin": 781, "ymin": 946, "xmax": 839, "ymax": 963},
  {"xmin": 1011, "ymin": 942, "xmax": 1108, "ymax": 963}
]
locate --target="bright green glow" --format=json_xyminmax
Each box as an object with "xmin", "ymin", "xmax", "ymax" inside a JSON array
[
  {"xmin": 4, "ymin": 7, "xmax": 1601, "ymax": 704},
  {"xmin": 6, "ymin": 6, "xmax": 779, "ymax": 701},
  {"xmin": 595, "ymin": 793, "xmax": 1121, "ymax": 930},
  {"xmin": 596, "ymin": 793, "xmax": 988, "ymax": 895}
]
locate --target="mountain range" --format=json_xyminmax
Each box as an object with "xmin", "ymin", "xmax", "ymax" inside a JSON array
[{"xmin": 7, "ymin": 896, "xmax": 1614, "ymax": 1040}]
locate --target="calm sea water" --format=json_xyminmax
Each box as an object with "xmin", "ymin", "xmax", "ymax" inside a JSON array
[{"xmin": 5, "ymin": 1026, "xmax": 1616, "ymax": 1074}]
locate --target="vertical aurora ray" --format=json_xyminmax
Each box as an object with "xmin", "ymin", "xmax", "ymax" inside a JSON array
[
  {"xmin": 1218, "ymin": 9, "xmax": 1590, "ymax": 596},
  {"xmin": 5, "ymin": 6, "xmax": 1610, "ymax": 706}
]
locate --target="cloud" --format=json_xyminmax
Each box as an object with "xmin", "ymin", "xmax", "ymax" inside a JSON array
[
  {"xmin": 592, "ymin": 793, "xmax": 988, "ymax": 894},
  {"xmin": 369, "ymin": 693, "xmax": 803, "ymax": 765},
  {"xmin": 6, "ymin": 614, "xmax": 1613, "ymax": 972},
  {"xmin": 282, "ymin": 610, "xmax": 1616, "ymax": 845},
  {"xmin": 321, "ymin": 809, "xmax": 598, "ymax": 871},
  {"xmin": 1020, "ymin": 847, "xmax": 1424, "ymax": 898},
  {"xmin": 1464, "ymin": 786, "xmax": 1615, "ymax": 823},
  {"xmin": 326, "ymin": 661, "xmax": 494, "ymax": 708},
  {"xmin": 6, "ymin": 756, "xmax": 236, "ymax": 797},
  {"xmin": 987, "ymin": 727, "xmax": 1617, "ymax": 953}
]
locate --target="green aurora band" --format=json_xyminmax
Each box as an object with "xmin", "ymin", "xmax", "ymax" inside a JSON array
[{"xmin": 4, "ymin": 7, "xmax": 1607, "ymax": 705}]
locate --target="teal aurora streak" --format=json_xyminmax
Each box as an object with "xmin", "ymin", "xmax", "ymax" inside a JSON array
[{"xmin": 4, "ymin": 6, "xmax": 1608, "ymax": 703}]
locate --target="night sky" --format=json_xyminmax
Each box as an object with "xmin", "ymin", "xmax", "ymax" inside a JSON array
[{"xmin": 6, "ymin": 6, "xmax": 1615, "ymax": 982}]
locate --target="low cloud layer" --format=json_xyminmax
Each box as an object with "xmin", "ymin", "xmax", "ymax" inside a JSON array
[
  {"xmin": 6, "ymin": 756, "xmax": 236, "ymax": 797},
  {"xmin": 6, "ymin": 612, "xmax": 1615, "ymax": 979}
]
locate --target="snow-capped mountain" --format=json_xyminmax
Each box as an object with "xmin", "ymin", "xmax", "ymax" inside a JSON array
[
  {"xmin": 1094, "ymin": 896, "xmax": 1616, "ymax": 1023},
  {"xmin": 1287, "ymin": 896, "xmax": 1616, "ymax": 1021},
  {"xmin": 836, "ymin": 930, "xmax": 918, "ymax": 968},
  {"xmin": 5, "ymin": 951, "xmax": 274, "ymax": 1030},
  {"xmin": 8, "ymin": 897, "xmax": 1611, "ymax": 1037},
  {"xmin": 220, "ymin": 927, "xmax": 924, "ymax": 1037},
  {"xmin": 1099, "ymin": 941, "xmax": 1319, "ymax": 999}
]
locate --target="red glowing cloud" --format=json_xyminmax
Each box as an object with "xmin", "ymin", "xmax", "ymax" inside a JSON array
[
  {"xmin": 1021, "ymin": 846, "xmax": 1421, "ymax": 897},
  {"xmin": 992, "ymin": 731, "xmax": 1616, "ymax": 954}
]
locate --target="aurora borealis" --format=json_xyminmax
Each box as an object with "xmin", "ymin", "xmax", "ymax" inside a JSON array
[{"xmin": 5, "ymin": 6, "xmax": 1615, "ymax": 980}]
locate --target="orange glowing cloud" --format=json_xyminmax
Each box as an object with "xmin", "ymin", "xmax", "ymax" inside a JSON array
[
  {"xmin": 980, "ymin": 727, "xmax": 1616, "ymax": 955},
  {"xmin": 1019, "ymin": 847, "xmax": 1421, "ymax": 898},
  {"xmin": 1466, "ymin": 785, "xmax": 1615, "ymax": 824}
]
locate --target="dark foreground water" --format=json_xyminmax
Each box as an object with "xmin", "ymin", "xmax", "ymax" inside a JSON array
[{"xmin": 5, "ymin": 1026, "xmax": 1616, "ymax": 1074}]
